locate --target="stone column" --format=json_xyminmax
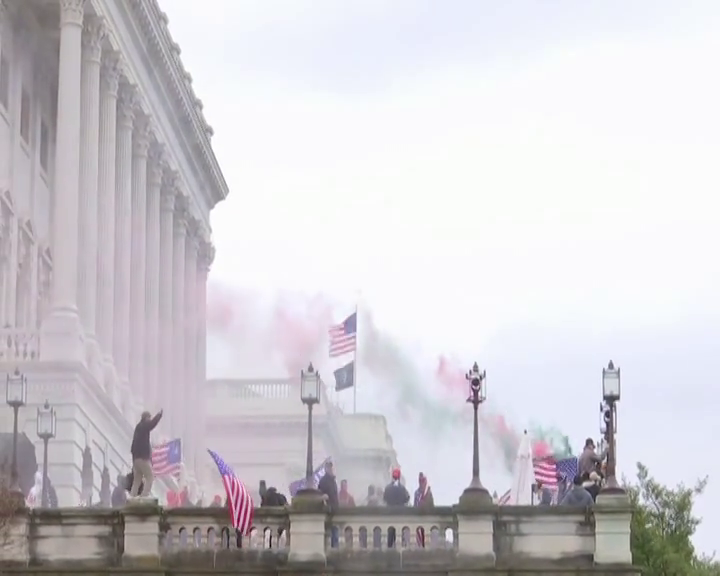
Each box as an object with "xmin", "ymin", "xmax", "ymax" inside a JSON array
[
  {"xmin": 183, "ymin": 221, "xmax": 199, "ymax": 472},
  {"xmin": 96, "ymin": 53, "xmax": 120, "ymax": 391},
  {"xmin": 77, "ymin": 16, "xmax": 105, "ymax": 377},
  {"xmin": 171, "ymin": 197, "xmax": 187, "ymax": 440},
  {"xmin": 41, "ymin": 0, "xmax": 85, "ymax": 362},
  {"xmin": 144, "ymin": 144, "xmax": 163, "ymax": 412},
  {"xmin": 196, "ymin": 240, "xmax": 213, "ymax": 477},
  {"xmin": 158, "ymin": 175, "xmax": 175, "ymax": 435},
  {"xmin": 113, "ymin": 82, "xmax": 135, "ymax": 411},
  {"xmin": 129, "ymin": 114, "xmax": 150, "ymax": 406}
]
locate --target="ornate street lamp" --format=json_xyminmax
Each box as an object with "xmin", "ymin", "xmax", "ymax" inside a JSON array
[
  {"xmin": 6, "ymin": 368, "xmax": 27, "ymax": 493},
  {"xmin": 299, "ymin": 362, "xmax": 321, "ymax": 494},
  {"xmin": 460, "ymin": 362, "xmax": 492, "ymax": 505},
  {"xmin": 600, "ymin": 360, "xmax": 624, "ymax": 494},
  {"xmin": 37, "ymin": 400, "xmax": 57, "ymax": 507}
]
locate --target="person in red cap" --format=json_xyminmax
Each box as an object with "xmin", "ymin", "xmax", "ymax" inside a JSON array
[{"xmin": 383, "ymin": 468, "xmax": 410, "ymax": 548}]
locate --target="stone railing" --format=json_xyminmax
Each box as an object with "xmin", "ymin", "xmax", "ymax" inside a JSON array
[{"xmin": 0, "ymin": 495, "xmax": 637, "ymax": 574}]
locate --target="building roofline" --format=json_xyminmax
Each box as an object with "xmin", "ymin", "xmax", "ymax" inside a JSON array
[{"xmin": 129, "ymin": 0, "xmax": 229, "ymax": 207}]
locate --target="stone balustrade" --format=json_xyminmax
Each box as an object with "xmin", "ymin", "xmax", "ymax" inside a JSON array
[{"xmin": 0, "ymin": 495, "xmax": 637, "ymax": 575}]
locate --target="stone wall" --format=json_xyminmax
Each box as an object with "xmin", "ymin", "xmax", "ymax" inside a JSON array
[{"xmin": 0, "ymin": 493, "xmax": 639, "ymax": 575}]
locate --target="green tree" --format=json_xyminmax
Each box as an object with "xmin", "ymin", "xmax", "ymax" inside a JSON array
[{"xmin": 625, "ymin": 463, "xmax": 720, "ymax": 576}]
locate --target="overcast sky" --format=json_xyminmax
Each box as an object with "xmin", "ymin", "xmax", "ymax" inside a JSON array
[{"xmin": 161, "ymin": 0, "xmax": 720, "ymax": 553}]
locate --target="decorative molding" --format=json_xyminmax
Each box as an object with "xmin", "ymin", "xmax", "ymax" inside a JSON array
[
  {"xmin": 132, "ymin": 114, "xmax": 151, "ymax": 157},
  {"xmin": 173, "ymin": 195, "xmax": 188, "ymax": 234},
  {"xmin": 116, "ymin": 82, "xmax": 137, "ymax": 128},
  {"xmin": 100, "ymin": 52, "xmax": 122, "ymax": 97},
  {"xmin": 147, "ymin": 143, "xmax": 166, "ymax": 188},
  {"xmin": 197, "ymin": 240, "xmax": 215, "ymax": 273},
  {"xmin": 127, "ymin": 0, "xmax": 228, "ymax": 204},
  {"xmin": 82, "ymin": 16, "xmax": 106, "ymax": 63},
  {"xmin": 59, "ymin": 0, "xmax": 85, "ymax": 28}
]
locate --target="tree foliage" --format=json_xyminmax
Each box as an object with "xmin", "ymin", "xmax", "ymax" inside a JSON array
[{"xmin": 625, "ymin": 463, "xmax": 720, "ymax": 576}]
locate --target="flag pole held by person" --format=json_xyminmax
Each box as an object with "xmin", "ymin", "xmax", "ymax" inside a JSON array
[{"xmin": 208, "ymin": 449, "xmax": 254, "ymax": 537}]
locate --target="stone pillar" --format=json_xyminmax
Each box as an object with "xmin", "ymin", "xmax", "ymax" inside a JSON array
[
  {"xmin": 195, "ymin": 241, "xmax": 213, "ymax": 475},
  {"xmin": 158, "ymin": 176, "xmax": 175, "ymax": 435},
  {"xmin": 96, "ymin": 54, "xmax": 120, "ymax": 401},
  {"xmin": 171, "ymin": 198, "xmax": 187, "ymax": 441},
  {"xmin": 113, "ymin": 82, "xmax": 136, "ymax": 412},
  {"xmin": 41, "ymin": 0, "xmax": 85, "ymax": 362},
  {"xmin": 129, "ymin": 114, "xmax": 150, "ymax": 406},
  {"xmin": 594, "ymin": 492, "xmax": 632, "ymax": 565},
  {"xmin": 96, "ymin": 53, "xmax": 120, "ymax": 394},
  {"xmin": 183, "ymin": 221, "xmax": 198, "ymax": 472},
  {"xmin": 144, "ymin": 145, "xmax": 163, "ymax": 412},
  {"xmin": 77, "ymin": 16, "xmax": 105, "ymax": 376}
]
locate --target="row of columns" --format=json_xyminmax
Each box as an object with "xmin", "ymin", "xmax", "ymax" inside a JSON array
[{"xmin": 42, "ymin": 1, "xmax": 211, "ymax": 472}]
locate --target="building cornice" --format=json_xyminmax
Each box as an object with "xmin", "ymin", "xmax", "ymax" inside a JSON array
[{"xmin": 122, "ymin": 0, "xmax": 228, "ymax": 208}]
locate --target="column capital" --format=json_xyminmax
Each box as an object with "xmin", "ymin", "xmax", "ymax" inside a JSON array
[
  {"xmin": 82, "ymin": 15, "xmax": 106, "ymax": 63},
  {"xmin": 117, "ymin": 83, "xmax": 137, "ymax": 128},
  {"xmin": 60, "ymin": 0, "xmax": 85, "ymax": 27},
  {"xmin": 100, "ymin": 52, "xmax": 122, "ymax": 97},
  {"xmin": 133, "ymin": 114, "xmax": 152, "ymax": 158},
  {"xmin": 185, "ymin": 217, "xmax": 201, "ymax": 251},
  {"xmin": 198, "ymin": 240, "xmax": 215, "ymax": 272},
  {"xmin": 148, "ymin": 143, "xmax": 167, "ymax": 188},
  {"xmin": 173, "ymin": 196, "xmax": 189, "ymax": 236},
  {"xmin": 161, "ymin": 170, "xmax": 179, "ymax": 213}
]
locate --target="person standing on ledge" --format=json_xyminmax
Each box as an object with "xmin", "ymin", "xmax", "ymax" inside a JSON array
[{"xmin": 130, "ymin": 410, "xmax": 163, "ymax": 498}]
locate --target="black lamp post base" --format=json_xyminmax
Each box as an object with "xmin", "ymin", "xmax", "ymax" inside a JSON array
[{"xmin": 458, "ymin": 485, "xmax": 493, "ymax": 509}]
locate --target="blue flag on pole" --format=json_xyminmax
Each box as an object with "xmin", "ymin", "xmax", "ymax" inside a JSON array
[{"xmin": 334, "ymin": 361, "xmax": 354, "ymax": 391}]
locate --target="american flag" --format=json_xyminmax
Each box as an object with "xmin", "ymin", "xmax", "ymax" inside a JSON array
[
  {"xmin": 533, "ymin": 456, "xmax": 578, "ymax": 488},
  {"xmin": 152, "ymin": 439, "xmax": 182, "ymax": 477},
  {"xmin": 208, "ymin": 449, "xmax": 254, "ymax": 535},
  {"xmin": 329, "ymin": 312, "xmax": 357, "ymax": 357}
]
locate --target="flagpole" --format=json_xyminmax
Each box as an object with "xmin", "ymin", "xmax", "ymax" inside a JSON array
[{"xmin": 353, "ymin": 302, "xmax": 358, "ymax": 414}]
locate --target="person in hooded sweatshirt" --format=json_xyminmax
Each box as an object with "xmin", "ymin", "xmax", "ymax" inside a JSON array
[
  {"xmin": 383, "ymin": 469, "xmax": 410, "ymax": 548},
  {"xmin": 560, "ymin": 475, "xmax": 595, "ymax": 507},
  {"xmin": 261, "ymin": 486, "xmax": 288, "ymax": 507},
  {"xmin": 111, "ymin": 474, "xmax": 128, "ymax": 507}
]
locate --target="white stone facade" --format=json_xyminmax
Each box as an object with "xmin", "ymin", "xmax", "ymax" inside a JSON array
[
  {"xmin": 0, "ymin": 0, "xmax": 226, "ymax": 504},
  {"xmin": 204, "ymin": 378, "xmax": 400, "ymax": 502}
]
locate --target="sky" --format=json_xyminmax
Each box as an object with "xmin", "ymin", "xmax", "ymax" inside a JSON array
[{"xmin": 161, "ymin": 0, "xmax": 720, "ymax": 554}]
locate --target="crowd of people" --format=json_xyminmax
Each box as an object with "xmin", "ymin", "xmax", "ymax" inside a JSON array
[{"xmin": 530, "ymin": 437, "xmax": 608, "ymax": 507}]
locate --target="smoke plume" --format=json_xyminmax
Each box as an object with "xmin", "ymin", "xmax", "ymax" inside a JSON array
[{"xmin": 206, "ymin": 283, "xmax": 575, "ymax": 475}]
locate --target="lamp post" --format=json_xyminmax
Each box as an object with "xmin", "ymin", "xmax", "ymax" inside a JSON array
[
  {"xmin": 6, "ymin": 368, "xmax": 27, "ymax": 493},
  {"xmin": 299, "ymin": 362, "xmax": 321, "ymax": 494},
  {"xmin": 600, "ymin": 360, "xmax": 624, "ymax": 494},
  {"xmin": 460, "ymin": 362, "xmax": 492, "ymax": 504},
  {"xmin": 37, "ymin": 400, "xmax": 57, "ymax": 507}
]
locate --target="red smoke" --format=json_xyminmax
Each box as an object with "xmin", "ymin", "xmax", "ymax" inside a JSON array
[
  {"xmin": 207, "ymin": 283, "xmax": 335, "ymax": 376},
  {"xmin": 269, "ymin": 294, "xmax": 334, "ymax": 375}
]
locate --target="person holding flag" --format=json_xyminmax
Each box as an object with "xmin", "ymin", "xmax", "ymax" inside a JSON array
[{"xmin": 208, "ymin": 449, "xmax": 254, "ymax": 546}]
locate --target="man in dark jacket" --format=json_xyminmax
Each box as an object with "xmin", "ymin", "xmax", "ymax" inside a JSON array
[
  {"xmin": 130, "ymin": 410, "xmax": 162, "ymax": 497},
  {"xmin": 317, "ymin": 460, "xmax": 339, "ymax": 547},
  {"xmin": 384, "ymin": 469, "xmax": 410, "ymax": 548},
  {"xmin": 261, "ymin": 487, "xmax": 288, "ymax": 506},
  {"xmin": 317, "ymin": 460, "xmax": 339, "ymax": 511}
]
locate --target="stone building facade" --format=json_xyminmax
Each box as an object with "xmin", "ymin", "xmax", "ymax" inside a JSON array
[{"xmin": 0, "ymin": 0, "xmax": 227, "ymax": 504}]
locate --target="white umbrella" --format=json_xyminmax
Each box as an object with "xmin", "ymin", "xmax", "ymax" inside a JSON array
[{"xmin": 508, "ymin": 431, "xmax": 534, "ymax": 505}]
